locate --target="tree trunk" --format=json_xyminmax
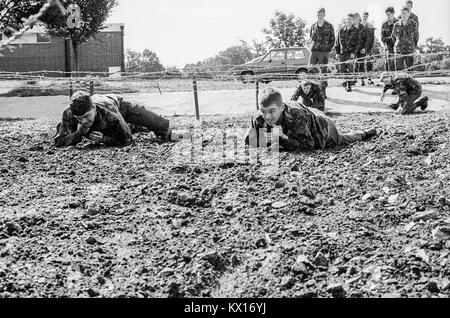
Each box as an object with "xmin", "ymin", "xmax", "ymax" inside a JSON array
[{"xmin": 72, "ymin": 40, "xmax": 80, "ymax": 74}]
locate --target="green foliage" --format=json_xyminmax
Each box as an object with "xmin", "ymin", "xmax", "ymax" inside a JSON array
[
  {"xmin": 0, "ymin": 0, "xmax": 43, "ymax": 35},
  {"xmin": 126, "ymin": 49, "xmax": 164, "ymax": 72},
  {"xmin": 262, "ymin": 10, "xmax": 308, "ymax": 48}
]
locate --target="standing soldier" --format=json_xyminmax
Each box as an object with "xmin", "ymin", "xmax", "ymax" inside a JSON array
[
  {"xmin": 291, "ymin": 80, "xmax": 326, "ymax": 112},
  {"xmin": 399, "ymin": 0, "xmax": 419, "ymax": 30},
  {"xmin": 380, "ymin": 72, "xmax": 429, "ymax": 115},
  {"xmin": 336, "ymin": 13, "xmax": 361, "ymax": 92},
  {"xmin": 354, "ymin": 13, "xmax": 368, "ymax": 87},
  {"xmin": 361, "ymin": 11, "xmax": 375, "ymax": 85},
  {"xmin": 381, "ymin": 7, "xmax": 398, "ymax": 71},
  {"xmin": 309, "ymin": 7, "xmax": 335, "ymax": 99},
  {"xmin": 392, "ymin": 6, "xmax": 419, "ymax": 71}
]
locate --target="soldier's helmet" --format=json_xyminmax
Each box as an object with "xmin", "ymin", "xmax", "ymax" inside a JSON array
[{"xmin": 70, "ymin": 90, "xmax": 93, "ymax": 116}]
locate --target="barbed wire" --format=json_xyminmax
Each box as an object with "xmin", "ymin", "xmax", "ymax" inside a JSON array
[{"xmin": 0, "ymin": 0, "xmax": 66, "ymax": 55}]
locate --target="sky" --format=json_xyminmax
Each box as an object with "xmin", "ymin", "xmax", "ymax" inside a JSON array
[{"xmin": 106, "ymin": 0, "xmax": 450, "ymax": 68}]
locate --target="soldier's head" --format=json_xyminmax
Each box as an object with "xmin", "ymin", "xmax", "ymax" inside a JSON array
[
  {"xmin": 401, "ymin": 6, "xmax": 411, "ymax": 20},
  {"xmin": 301, "ymin": 81, "xmax": 313, "ymax": 95},
  {"xmin": 380, "ymin": 72, "xmax": 393, "ymax": 85},
  {"xmin": 317, "ymin": 8, "xmax": 326, "ymax": 21},
  {"xmin": 354, "ymin": 13, "xmax": 361, "ymax": 24},
  {"xmin": 70, "ymin": 90, "xmax": 96, "ymax": 128},
  {"xmin": 346, "ymin": 13, "xmax": 355, "ymax": 27},
  {"xmin": 363, "ymin": 11, "xmax": 369, "ymax": 22},
  {"xmin": 406, "ymin": 0, "xmax": 413, "ymax": 10},
  {"xmin": 258, "ymin": 87, "xmax": 284, "ymax": 126},
  {"xmin": 385, "ymin": 7, "xmax": 395, "ymax": 20}
]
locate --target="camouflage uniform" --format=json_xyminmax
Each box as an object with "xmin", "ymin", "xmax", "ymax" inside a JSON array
[
  {"xmin": 392, "ymin": 19, "xmax": 419, "ymax": 70},
  {"xmin": 381, "ymin": 18, "xmax": 398, "ymax": 71},
  {"xmin": 291, "ymin": 82, "xmax": 325, "ymax": 112},
  {"xmin": 245, "ymin": 102, "xmax": 366, "ymax": 152},
  {"xmin": 309, "ymin": 20, "xmax": 335, "ymax": 97},
  {"xmin": 383, "ymin": 73, "xmax": 426, "ymax": 115},
  {"xmin": 355, "ymin": 24, "xmax": 369, "ymax": 73},
  {"xmin": 336, "ymin": 25, "xmax": 361, "ymax": 88},
  {"xmin": 398, "ymin": 12, "xmax": 419, "ymax": 29},
  {"xmin": 361, "ymin": 22, "xmax": 375, "ymax": 72},
  {"xmin": 55, "ymin": 94, "xmax": 170, "ymax": 147}
]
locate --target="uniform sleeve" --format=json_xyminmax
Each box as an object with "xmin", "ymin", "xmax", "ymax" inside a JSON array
[
  {"xmin": 281, "ymin": 117, "xmax": 315, "ymax": 152},
  {"xmin": 328, "ymin": 24, "xmax": 336, "ymax": 52},
  {"xmin": 391, "ymin": 25, "xmax": 398, "ymax": 45},
  {"xmin": 54, "ymin": 109, "xmax": 84, "ymax": 147},
  {"xmin": 291, "ymin": 86, "xmax": 303, "ymax": 101},
  {"xmin": 412, "ymin": 22, "xmax": 419, "ymax": 46},
  {"xmin": 335, "ymin": 31, "xmax": 341, "ymax": 54},
  {"xmin": 101, "ymin": 115, "xmax": 133, "ymax": 147}
]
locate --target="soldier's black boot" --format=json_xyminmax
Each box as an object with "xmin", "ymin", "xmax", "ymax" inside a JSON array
[
  {"xmin": 361, "ymin": 79, "xmax": 366, "ymax": 86},
  {"xmin": 368, "ymin": 78, "xmax": 374, "ymax": 85},
  {"xmin": 346, "ymin": 82, "xmax": 352, "ymax": 92},
  {"xmin": 362, "ymin": 128, "xmax": 378, "ymax": 141},
  {"xmin": 389, "ymin": 103, "xmax": 400, "ymax": 110},
  {"xmin": 416, "ymin": 96, "xmax": 429, "ymax": 111}
]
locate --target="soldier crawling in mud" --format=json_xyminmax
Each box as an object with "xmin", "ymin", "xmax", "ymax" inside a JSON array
[
  {"xmin": 291, "ymin": 79, "xmax": 326, "ymax": 112},
  {"xmin": 54, "ymin": 90, "xmax": 179, "ymax": 147},
  {"xmin": 380, "ymin": 72, "xmax": 429, "ymax": 115},
  {"xmin": 245, "ymin": 87, "xmax": 378, "ymax": 152}
]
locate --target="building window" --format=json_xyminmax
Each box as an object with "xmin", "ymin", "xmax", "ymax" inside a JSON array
[{"xmin": 36, "ymin": 34, "xmax": 51, "ymax": 43}]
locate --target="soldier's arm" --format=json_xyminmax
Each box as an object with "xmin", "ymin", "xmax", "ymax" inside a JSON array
[
  {"xmin": 54, "ymin": 109, "xmax": 84, "ymax": 147},
  {"xmin": 413, "ymin": 23, "xmax": 419, "ymax": 46},
  {"xmin": 280, "ymin": 117, "xmax": 315, "ymax": 152},
  {"xmin": 335, "ymin": 32, "xmax": 341, "ymax": 54},
  {"xmin": 101, "ymin": 115, "xmax": 133, "ymax": 147},
  {"xmin": 291, "ymin": 86, "xmax": 302, "ymax": 101},
  {"xmin": 328, "ymin": 25, "xmax": 336, "ymax": 52}
]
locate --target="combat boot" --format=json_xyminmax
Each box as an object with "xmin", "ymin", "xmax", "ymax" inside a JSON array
[
  {"xmin": 416, "ymin": 96, "xmax": 429, "ymax": 111},
  {"xmin": 362, "ymin": 128, "xmax": 378, "ymax": 141}
]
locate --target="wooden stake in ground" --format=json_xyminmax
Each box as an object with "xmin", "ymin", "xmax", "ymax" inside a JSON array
[
  {"xmin": 256, "ymin": 79, "xmax": 260, "ymax": 110},
  {"xmin": 193, "ymin": 76, "xmax": 200, "ymax": 121}
]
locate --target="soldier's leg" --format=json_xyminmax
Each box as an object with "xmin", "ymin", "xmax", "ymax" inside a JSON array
[
  {"xmin": 399, "ymin": 92, "xmax": 422, "ymax": 115},
  {"xmin": 309, "ymin": 52, "xmax": 320, "ymax": 66},
  {"xmin": 405, "ymin": 56, "xmax": 414, "ymax": 69},
  {"xmin": 326, "ymin": 119, "xmax": 365, "ymax": 147},
  {"xmin": 121, "ymin": 101, "xmax": 170, "ymax": 138},
  {"xmin": 311, "ymin": 99, "xmax": 325, "ymax": 112},
  {"xmin": 319, "ymin": 53, "xmax": 329, "ymax": 98}
]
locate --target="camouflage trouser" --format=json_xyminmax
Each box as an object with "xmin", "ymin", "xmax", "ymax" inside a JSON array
[
  {"xmin": 309, "ymin": 51, "xmax": 330, "ymax": 95},
  {"xmin": 397, "ymin": 88, "xmax": 423, "ymax": 115},
  {"xmin": 119, "ymin": 101, "xmax": 170, "ymax": 138},
  {"xmin": 395, "ymin": 55, "xmax": 414, "ymax": 71},
  {"xmin": 326, "ymin": 118, "xmax": 364, "ymax": 148},
  {"xmin": 385, "ymin": 51, "xmax": 396, "ymax": 71},
  {"xmin": 339, "ymin": 54, "xmax": 355, "ymax": 88}
]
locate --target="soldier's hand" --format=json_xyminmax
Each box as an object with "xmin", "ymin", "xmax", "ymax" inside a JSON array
[
  {"xmin": 89, "ymin": 131, "xmax": 104, "ymax": 142},
  {"xmin": 350, "ymin": 53, "xmax": 356, "ymax": 59},
  {"xmin": 361, "ymin": 49, "xmax": 366, "ymax": 55}
]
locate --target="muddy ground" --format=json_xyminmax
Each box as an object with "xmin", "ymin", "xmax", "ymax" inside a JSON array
[{"xmin": 0, "ymin": 111, "xmax": 450, "ymax": 298}]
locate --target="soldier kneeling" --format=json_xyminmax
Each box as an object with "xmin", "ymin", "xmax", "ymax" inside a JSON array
[
  {"xmin": 380, "ymin": 72, "xmax": 429, "ymax": 115},
  {"xmin": 245, "ymin": 87, "xmax": 377, "ymax": 152},
  {"xmin": 291, "ymin": 80, "xmax": 326, "ymax": 112},
  {"xmin": 55, "ymin": 91, "xmax": 178, "ymax": 147}
]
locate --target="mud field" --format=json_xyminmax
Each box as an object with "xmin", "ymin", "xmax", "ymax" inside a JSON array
[{"xmin": 0, "ymin": 111, "xmax": 450, "ymax": 298}]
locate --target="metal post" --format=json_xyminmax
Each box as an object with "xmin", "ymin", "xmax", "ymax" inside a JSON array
[
  {"xmin": 193, "ymin": 76, "xmax": 200, "ymax": 121},
  {"xmin": 69, "ymin": 81, "xmax": 73, "ymax": 98},
  {"xmin": 89, "ymin": 81, "xmax": 94, "ymax": 96},
  {"xmin": 256, "ymin": 79, "xmax": 260, "ymax": 110}
]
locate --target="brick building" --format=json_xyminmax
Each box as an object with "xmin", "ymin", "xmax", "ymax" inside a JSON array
[{"xmin": 0, "ymin": 23, "xmax": 125, "ymax": 76}]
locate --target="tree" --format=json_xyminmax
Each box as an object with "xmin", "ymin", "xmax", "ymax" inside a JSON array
[
  {"xmin": 0, "ymin": 0, "xmax": 43, "ymax": 36},
  {"xmin": 126, "ymin": 49, "xmax": 164, "ymax": 73},
  {"xmin": 262, "ymin": 11, "xmax": 308, "ymax": 48},
  {"xmin": 40, "ymin": 0, "xmax": 117, "ymax": 72}
]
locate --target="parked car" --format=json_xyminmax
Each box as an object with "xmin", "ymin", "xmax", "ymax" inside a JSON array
[{"xmin": 231, "ymin": 47, "xmax": 312, "ymax": 82}]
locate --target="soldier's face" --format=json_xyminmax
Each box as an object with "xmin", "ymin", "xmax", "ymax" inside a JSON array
[
  {"xmin": 347, "ymin": 17, "xmax": 354, "ymax": 26},
  {"xmin": 317, "ymin": 13, "xmax": 325, "ymax": 20},
  {"xmin": 74, "ymin": 108, "xmax": 96, "ymax": 128},
  {"xmin": 363, "ymin": 14, "xmax": 369, "ymax": 21},
  {"xmin": 386, "ymin": 12, "xmax": 394, "ymax": 20},
  {"xmin": 401, "ymin": 10, "xmax": 409, "ymax": 20},
  {"xmin": 302, "ymin": 84, "xmax": 312, "ymax": 95},
  {"xmin": 260, "ymin": 103, "xmax": 283, "ymax": 126}
]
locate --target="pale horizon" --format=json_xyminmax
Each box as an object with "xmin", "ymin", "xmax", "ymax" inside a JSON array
[{"xmin": 107, "ymin": 0, "xmax": 450, "ymax": 68}]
